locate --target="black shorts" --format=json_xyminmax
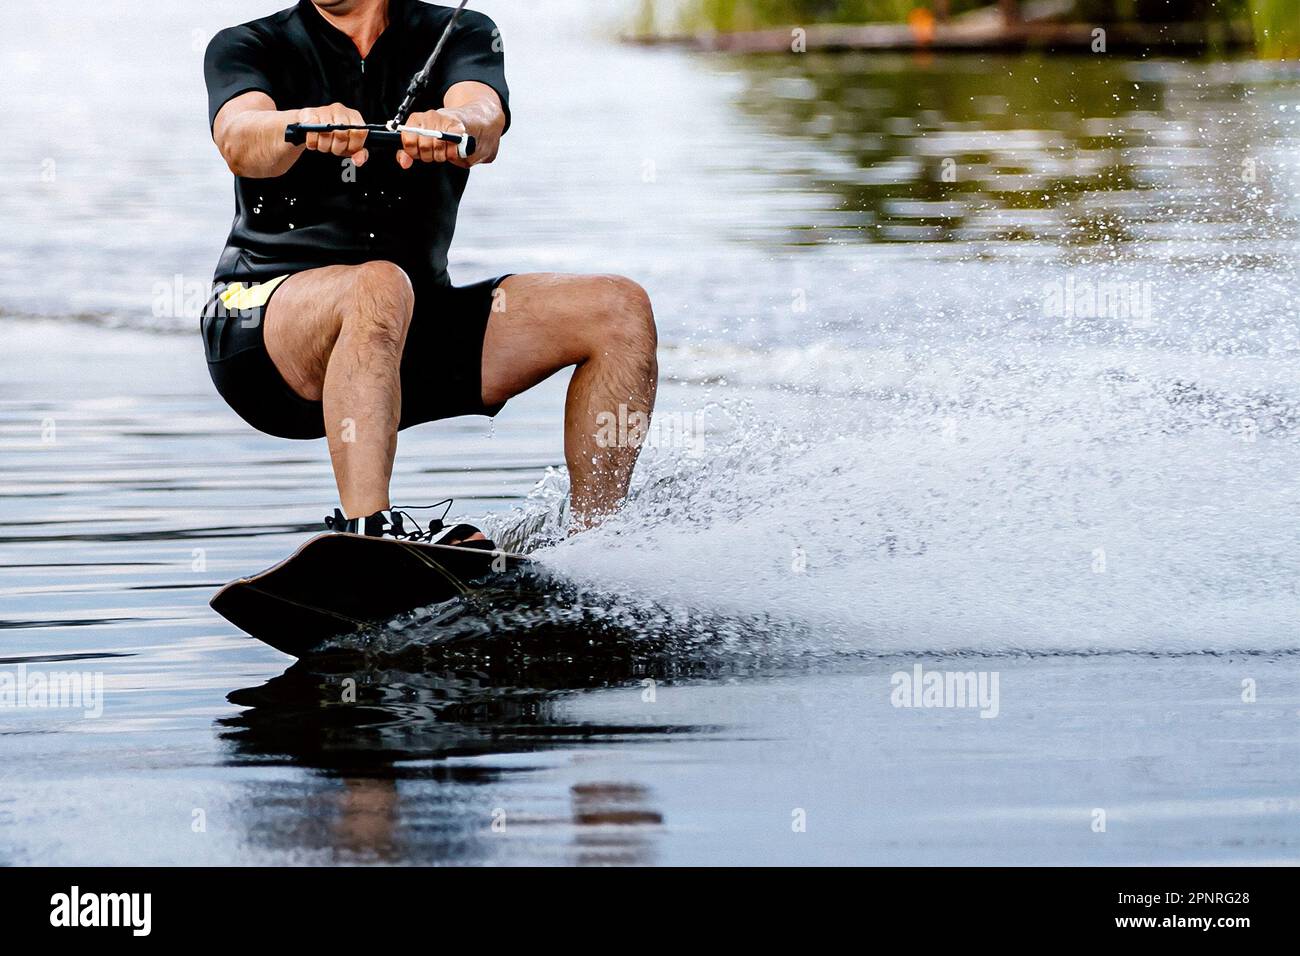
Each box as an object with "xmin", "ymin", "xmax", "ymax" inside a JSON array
[{"xmin": 200, "ymin": 271, "xmax": 510, "ymax": 440}]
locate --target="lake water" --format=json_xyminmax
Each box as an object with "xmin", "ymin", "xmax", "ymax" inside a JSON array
[{"xmin": 2, "ymin": 0, "xmax": 1299, "ymax": 865}]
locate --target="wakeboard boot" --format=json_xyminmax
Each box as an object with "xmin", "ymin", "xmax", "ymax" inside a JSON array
[{"xmin": 324, "ymin": 503, "xmax": 497, "ymax": 550}]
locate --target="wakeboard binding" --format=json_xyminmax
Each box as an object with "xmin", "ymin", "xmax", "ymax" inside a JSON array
[{"xmin": 325, "ymin": 501, "xmax": 498, "ymax": 551}]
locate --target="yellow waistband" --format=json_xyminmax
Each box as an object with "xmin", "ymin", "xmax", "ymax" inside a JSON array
[{"xmin": 218, "ymin": 274, "xmax": 290, "ymax": 311}]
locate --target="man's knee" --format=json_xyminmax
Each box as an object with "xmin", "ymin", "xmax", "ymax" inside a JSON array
[
  {"xmin": 340, "ymin": 261, "xmax": 415, "ymax": 350},
  {"xmin": 592, "ymin": 275, "xmax": 656, "ymax": 356},
  {"xmin": 349, "ymin": 260, "xmax": 414, "ymax": 311}
]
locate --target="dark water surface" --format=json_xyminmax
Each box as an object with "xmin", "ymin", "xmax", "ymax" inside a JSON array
[{"xmin": 2, "ymin": 1, "xmax": 1300, "ymax": 864}]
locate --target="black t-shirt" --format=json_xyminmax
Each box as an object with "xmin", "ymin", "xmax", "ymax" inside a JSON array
[{"xmin": 203, "ymin": 0, "xmax": 509, "ymax": 286}]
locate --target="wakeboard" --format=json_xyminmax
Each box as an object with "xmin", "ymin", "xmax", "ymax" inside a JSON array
[{"xmin": 211, "ymin": 533, "xmax": 531, "ymax": 657}]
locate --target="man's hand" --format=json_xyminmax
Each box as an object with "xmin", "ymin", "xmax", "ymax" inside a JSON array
[
  {"xmin": 297, "ymin": 103, "xmax": 371, "ymax": 167},
  {"xmin": 397, "ymin": 109, "xmax": 475, "ymax": 169},
  {"xmin": 395, "ymin": 82, "xmax": 506, "ymax": 170}
]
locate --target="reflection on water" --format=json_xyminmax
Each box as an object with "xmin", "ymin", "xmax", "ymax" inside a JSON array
[
  {"xmin": 735, "ymin": 53, "xmax": 1297, "ymax": 248},
  {"xmin": 218, "ymin": 637, "xmax": 726, "ymax": 864},
  {"xmin": 223, "ymin": 643, "xmax": 716, "ymax": 774}
]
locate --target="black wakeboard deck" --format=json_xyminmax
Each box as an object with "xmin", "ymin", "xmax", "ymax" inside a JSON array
[{"xmin": 211, "ymin": 533, "xmax": 532, "ymax": 657}]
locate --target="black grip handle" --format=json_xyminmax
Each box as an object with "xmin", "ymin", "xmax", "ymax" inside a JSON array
[
  {"xmin": 284, "ymin": 124, "xmax": 402, "ymax": 146},
  {"xmin": 285, "ymin": 124, "xmax": 475, "ymax": 157}
]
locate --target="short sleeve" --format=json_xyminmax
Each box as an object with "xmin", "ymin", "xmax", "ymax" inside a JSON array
[
  {"xmin": 439, "ymin": 11, "xmax": 511, "ymax": 132},
  {"xmin": 204, "ymin": 26, "xmax": 277, "ymax": 131}
]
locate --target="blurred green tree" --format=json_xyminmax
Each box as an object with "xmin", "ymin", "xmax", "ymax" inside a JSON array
[
  {"xmin": 1247, "ymin": 0, "xmax": 1298, "ymax": 57},
  {"xmin": 666, "ymin": 0, "xmax": 1295, "ymax": 57}
]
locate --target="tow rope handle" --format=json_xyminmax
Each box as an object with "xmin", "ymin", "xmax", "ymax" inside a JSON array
[{"xmin": 285, "ymin": 123, "xmax": 476, "ymax": 160}]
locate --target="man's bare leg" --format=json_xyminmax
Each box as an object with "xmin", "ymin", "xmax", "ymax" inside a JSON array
[
  {"xmin": 263, "ymin": 267, "xmax": 656, "ymax": 530},
  {"xmin": 262, "ymin": 261, "xmax": 413, "ymax": 518},
  {"xmin": 481, "ymin": 274, "xmax": 659, "ymax": 527}
]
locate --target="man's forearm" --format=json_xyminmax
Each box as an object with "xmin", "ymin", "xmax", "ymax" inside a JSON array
[
  {"xmin": 215, "ymin": 106, "xmax": 305, "ymax": 179},
  {"xmin": 445, "ymin": 100, "xmax": 502, "ymax": 160},
  {"xmin": 443, "ymin": 82, "xmax": 506, "ymax": 163}
]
